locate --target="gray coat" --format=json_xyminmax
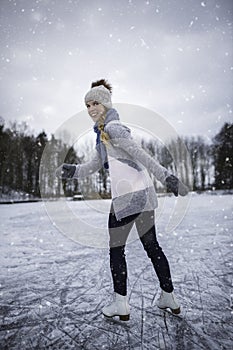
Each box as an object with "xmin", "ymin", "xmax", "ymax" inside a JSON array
[{"xmin": 74, "ymin": 108, "xmax": 170, "ymax": 220}]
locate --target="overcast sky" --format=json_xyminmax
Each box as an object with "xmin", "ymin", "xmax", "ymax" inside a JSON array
[{"xmin": 0, "ymin": 0, "xmax": 232, "ymax": 140}]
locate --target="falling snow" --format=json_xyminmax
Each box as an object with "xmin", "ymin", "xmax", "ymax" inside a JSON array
[
  {"xmin": 0, "ymin": 0, "xmax": 232, "ymax": 140},
  {"xmin": 0, "ymin": 192, "xmax": 232, "ymax": 349}
]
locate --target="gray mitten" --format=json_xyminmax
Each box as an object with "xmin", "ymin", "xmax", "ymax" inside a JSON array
[
  {"xmin": 166, "ymin": 175, "xmax": 189, "ymax": 197},
  {"xmin": 56, "ymin": 163, "xmax": 76, "ymax": 179},
  {"xmin": 166, "ymin": 175, "xmax": 179, "ymax": 196}
]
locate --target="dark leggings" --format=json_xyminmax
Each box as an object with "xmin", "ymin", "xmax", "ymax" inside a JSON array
[{"xmin": 108, "ymin": 206, "xmax": 174, "ymax": 296}]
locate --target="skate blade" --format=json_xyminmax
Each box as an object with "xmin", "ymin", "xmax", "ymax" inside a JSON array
[
  {"xmin": 158, "ymin": 306, "xmax": 181, "ymax": 315},
  {"xmin": 103, "ymin": 313, "xmax": 130, "ymax": 321},
  {"xmin": 171, "ymin": 307, "xmax": 181, "ymax": 315}
]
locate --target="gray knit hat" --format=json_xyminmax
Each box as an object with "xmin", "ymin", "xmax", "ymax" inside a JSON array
[{"xmin": 84, "ymin": 85, "xmax": 112, "ymax": 110}]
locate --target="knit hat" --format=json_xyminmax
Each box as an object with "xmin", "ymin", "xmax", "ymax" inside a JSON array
[{"xmin": 84, "ymin": 85, "xmax": 112, "ymax": 110}]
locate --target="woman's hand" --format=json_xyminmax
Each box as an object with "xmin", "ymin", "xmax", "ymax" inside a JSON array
[
  {"xmin": 55, "ymin": 163, "xmax": 76, "ymax": 179},
  {"xmin": 165, "ymin": 175, "xmax": 189, "ymax": 197}
]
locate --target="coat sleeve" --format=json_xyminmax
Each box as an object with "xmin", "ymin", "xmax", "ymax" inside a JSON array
[
  {"xmin": 105, "ymin": 123, "xmax": 170, "ymax": 185},
  {"xmin": 73, "ymin": 150, "xmax": 102, "ymax": 179}
]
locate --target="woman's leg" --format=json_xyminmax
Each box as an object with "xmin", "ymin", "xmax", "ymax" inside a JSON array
[
  {"xmin": 135, "ymin": 210, "xmax": 174, "ymax": 293},
  {"xmin": 108, "ymin": 206, "xmax": 138, "ymax": 296}
]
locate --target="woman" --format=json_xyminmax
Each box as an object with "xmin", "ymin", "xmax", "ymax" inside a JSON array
[{"xmin": 57, "ymin": 79, "xmax": 188, "ymax": 321}]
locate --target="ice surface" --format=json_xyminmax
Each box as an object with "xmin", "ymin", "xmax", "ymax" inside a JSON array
[{"xmin": 0, "ymin": 192, "xmax": 232, "ymax": 349}]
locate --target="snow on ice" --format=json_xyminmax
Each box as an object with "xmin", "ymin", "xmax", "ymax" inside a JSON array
[{"xmin": 0, "ymin": 192, "xmax": 232, "ymax": 349}]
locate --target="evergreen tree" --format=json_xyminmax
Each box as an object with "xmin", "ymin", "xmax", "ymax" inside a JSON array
[
  {"xmin": 35, "ymin": 131, "xmax": 48, "ymax": 197},
  {"xmin": 0, "ymin": 123, "xmax": 11, "ymax": 194},
  {"xmin": 213, "ymin": 123, "xmax": 233, "ymax": 190},
  {"xmin": 63, "ymin": 145, "xmax": 80, "ymax": 197}
]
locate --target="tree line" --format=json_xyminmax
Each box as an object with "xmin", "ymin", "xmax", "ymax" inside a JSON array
[{"xmin": 0, "ymin": 121, "xmax": 232, "ymax": 200}]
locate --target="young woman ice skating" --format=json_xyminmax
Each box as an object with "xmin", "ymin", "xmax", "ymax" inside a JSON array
[{"xmin": 56, "ymin": 79, "xmax": 188, "ymax": 321}]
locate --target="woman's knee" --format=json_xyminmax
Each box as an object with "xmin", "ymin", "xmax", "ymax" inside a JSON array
[{"xmin": 141, "ymin": 231, "xmax": 162, "ymax": 257}]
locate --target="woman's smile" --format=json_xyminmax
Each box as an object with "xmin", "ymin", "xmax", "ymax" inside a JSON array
[{"xmin": 86, "ymin": 100, "xmax": 106, "ymax": 122}]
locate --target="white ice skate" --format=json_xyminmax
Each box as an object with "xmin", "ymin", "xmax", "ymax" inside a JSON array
[
  {"xmin": 102, "ymin": 292, "xmax": 130, "ymax": 321},
  {"xmin": 157, "ymin": 290, "xmax": 181, "ymax": 314}
]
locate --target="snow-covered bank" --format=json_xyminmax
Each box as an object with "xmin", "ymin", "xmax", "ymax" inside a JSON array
[{"xmin": 0, "ymin": 192, "xmax": 232, "ymax": 349}]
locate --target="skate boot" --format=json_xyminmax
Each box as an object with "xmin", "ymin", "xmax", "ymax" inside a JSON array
[
  {"xmin": 102, "ymin": 292, "xmax": 130, "ymax": 321},
  {"xmin": 157, "ymin": 289, "xmax": 181, "ymax": 314}
]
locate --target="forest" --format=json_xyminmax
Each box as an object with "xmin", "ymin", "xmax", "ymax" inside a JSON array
[{"xmin": 0, "ymin": 120, "xmax": 232, "ymax": 201}]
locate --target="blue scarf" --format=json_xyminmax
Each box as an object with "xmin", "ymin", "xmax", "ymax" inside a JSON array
[{"xmin": 93, "ymin": 108, "xmax": 120, "ymax": 169}]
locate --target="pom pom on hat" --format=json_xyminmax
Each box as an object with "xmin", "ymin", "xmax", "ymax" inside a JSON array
[{"xmin": 85, "ymin": 85, "xmax": 112, "ymax": 110}]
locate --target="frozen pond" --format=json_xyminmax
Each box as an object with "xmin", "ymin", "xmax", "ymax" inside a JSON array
[{"xmin": 0, "ymin": 192, "xmax": 232, "ymax": 349}]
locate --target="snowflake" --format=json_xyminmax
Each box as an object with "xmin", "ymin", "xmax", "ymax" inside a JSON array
[{"xmin": 189, "ymin": 20, "xmax": 194, "ymax": 28}]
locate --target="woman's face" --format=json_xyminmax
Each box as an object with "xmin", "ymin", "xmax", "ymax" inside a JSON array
[{"xmin": 86, "ymin": 100, "xmax": 106, "ymax": 123}]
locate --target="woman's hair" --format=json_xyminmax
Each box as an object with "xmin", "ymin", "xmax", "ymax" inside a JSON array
[
  {"xmin": 91, "ymin": 79, "xmax": 112, "ymax": 146},
  {"xmin": 91, "ymin": 79, "xmax": 112, "ymax": 94}
]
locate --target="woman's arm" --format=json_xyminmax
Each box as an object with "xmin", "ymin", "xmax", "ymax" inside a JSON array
[
  {"xmin": 56, "ymin": 150, "xmax": 102, "ymax": 180},
  {"xmin": 106, "ymin": 123, "xmax": 188, "ymax": 196},
  {"xmin": 75, "ymin": 150, "xmax": 102, "ymax": 179},
  {"xmin": 106, "ymin": 123, "xmax": 169, "ymax": 184}
]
